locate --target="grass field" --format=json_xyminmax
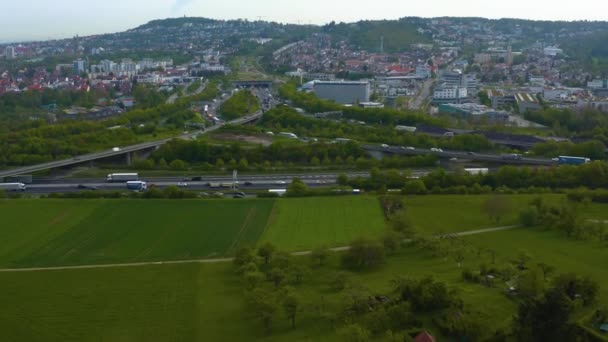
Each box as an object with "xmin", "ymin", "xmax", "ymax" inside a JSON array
[
  {"xmin": 405, "ymin": 194, "xmax": 565, "ymax": 233},
  {"xmin": 260, "ymin": 196, "xmax": 387, "ymax": 251},
  {"xmin": 0, "ymin": 199, "xmax": 274, "ymax": 268},
  {"xmin": 0, "ymin": 196, "xmax": 389, "ymax": 267},
  {"xmin": 0, "ymin": 244, "xmax": 517, "ymax": 342},
  {"xmin": 464, "ymin": 227, "xmax": 608, "ymax": 303},
  {"xmin": 1, "ymin": 195, "xmax": 608, "ymax": 341}
]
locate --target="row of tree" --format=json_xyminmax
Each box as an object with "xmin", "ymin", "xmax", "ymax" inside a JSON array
[{"xmin": 340, "ymin": 162, "xmax": 608, "ymax": 193}]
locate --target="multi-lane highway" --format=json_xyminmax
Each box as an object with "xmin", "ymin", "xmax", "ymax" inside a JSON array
[{"xmin": 23, "ymin": 170, "xmax": 433, "ymax": 194}]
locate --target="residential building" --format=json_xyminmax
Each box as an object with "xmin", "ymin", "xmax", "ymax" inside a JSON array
[
  {"xmin": 313, "ymin": 81, "xmax": 371, "ymax": 105},
  {"xmin": 544, "ymin": 46, "xmax": 563, "ymax": 57},
  {"xmin": 487, "ymin": 89, "xmax": 515, "ymax": 109},
  {"xmin": 414, "ymin": 331, "xmax": 436, "ymax": 342},
  {"xmin": 415, "ymin": 65, "xmax": 432, "ymax": 79},
  {"xmin": 464, "ymin": 74, "xmax": 479, "ymax": 94},
  {"xmin": 577, "ymin": 99, "xmax": 608, "ymax": 113},
  {"xmin": 529, "ymin": 76, "xmax": 546, "ymax": 87},
  {"xmin": 73, "ymin": 59, "xmax": 88, "ymax": 74},
  {"xmin": 432, "ymin": 86, "xmax": 468, "ymax": 104},
  {"xmin": 588, "ymin": 80, "xmax": 608, "ymax": 89},
  {"xmin": 440, "ymin": 70, "xmax": 464, "ymax": 87},
  {"xmin": 4, "ymin": 46, "xmax": 16, "ymax": 59},
  {"xmin": 474, "ymin": 53, "xmax": 492, "ymax": 64}
]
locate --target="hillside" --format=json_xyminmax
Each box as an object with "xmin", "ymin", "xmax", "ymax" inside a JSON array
[{"xmin": 323, "ymin": 19, "xmax": 432, "ymax": 52}]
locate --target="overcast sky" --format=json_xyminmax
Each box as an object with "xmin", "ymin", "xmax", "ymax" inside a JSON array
[{"xmin": 2, "ymin": 0, "xmax": 608, "ymax": 42}]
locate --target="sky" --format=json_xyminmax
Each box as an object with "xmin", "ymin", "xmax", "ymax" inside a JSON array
[{"xmin": 2, "ymin": 0, "xmax": 608, "ymax": 42}]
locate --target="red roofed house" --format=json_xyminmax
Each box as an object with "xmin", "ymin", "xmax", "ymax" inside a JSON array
[{"xmin": 415, "ymin": 331, "xmax": 436, "ymax": 342}]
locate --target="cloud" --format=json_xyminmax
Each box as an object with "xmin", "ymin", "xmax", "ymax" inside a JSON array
[{"xmin": 172, "ymin": 0, "xmax": 194, "ymax": 13}]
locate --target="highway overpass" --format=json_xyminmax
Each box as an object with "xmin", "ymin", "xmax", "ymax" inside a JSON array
[{"xmin": 0, "ymin": 112, "xmax": 264, "ymax": 179}]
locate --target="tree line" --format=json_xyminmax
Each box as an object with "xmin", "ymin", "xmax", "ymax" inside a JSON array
[
  {"xmin": 149, "ymin": 139, "xmax": 437, "ymax": 171},
  {"xmin": 340, "ymin": 162, "xmax": 608, "ymax": 193}
]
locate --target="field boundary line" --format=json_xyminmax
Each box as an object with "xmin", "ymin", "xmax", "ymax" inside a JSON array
[
  {"xmin": 227, "ymin": 207, "xmax": 257, "ymax": 254},
  {"xmin": 0, "ymin": 225, "xmax": 521, "ymax": 273}
]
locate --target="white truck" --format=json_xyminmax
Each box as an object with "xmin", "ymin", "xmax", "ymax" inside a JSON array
[
  {"xmin": 107, "ymin": 173, "xmax": 139, "ymax": 182},
  {"xmin": 0, "ymin": 183, "xmax": 26, "ymax": 191},
  {"xmin": 126, "ymin": 181, "xmax": 147, "ymax": 192}
]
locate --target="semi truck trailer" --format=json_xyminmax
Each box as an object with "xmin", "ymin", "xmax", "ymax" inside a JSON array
[
  {"xmin": 0, "ymin": 183, "xmax": 26, "ymax": 191},
  {"xmin": 107, "ymin": 173, "xmax": 139, "ymax": 182}
]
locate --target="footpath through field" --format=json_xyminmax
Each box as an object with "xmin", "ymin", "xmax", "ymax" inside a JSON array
[{"xmin": 0, "ymin": 225, "xmax": 520, "ymax": 273}]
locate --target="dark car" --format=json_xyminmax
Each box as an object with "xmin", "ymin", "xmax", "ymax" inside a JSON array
[
  {"xmin": 243, "ymin": 181, "xmax": 253, "ymax": 186},
  {"xmin": 467, "ymin": 151, "xmax": 476, "ymax": 155},
  {"xmin": 77, "ymin": 184, "xmax": 97, "ymax": 190},
  {"xmin": 191, "ymin": 176, "xmax": 203, "ymax": 181}
]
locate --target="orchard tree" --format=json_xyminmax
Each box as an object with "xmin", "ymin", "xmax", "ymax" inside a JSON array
[
  {"xmin": 258, "ymin": 242, "xmax": 276, "ymax": 265},
  {"xmin": 482, "ymin": 195, "xmax": 511, "ymax": 224}
]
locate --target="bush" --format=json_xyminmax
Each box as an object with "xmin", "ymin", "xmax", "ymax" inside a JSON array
[
  {"xmin": 519, "ymin": 206, "xmax": 540, "ymax": 227},
  {"xmin": 342, "ymin": 238, "xmax": 386, "ymax": 270}
]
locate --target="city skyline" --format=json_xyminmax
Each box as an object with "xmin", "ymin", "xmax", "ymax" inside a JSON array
[{"xmin": 2, "ymin": 0, "xmax": 608, "ymax": 42}]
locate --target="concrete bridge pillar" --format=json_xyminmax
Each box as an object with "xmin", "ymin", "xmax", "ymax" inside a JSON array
[{"xmin": 126, "ymin": 152, "xmax": 132, "ymax": 166}]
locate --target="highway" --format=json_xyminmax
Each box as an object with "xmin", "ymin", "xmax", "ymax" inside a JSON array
[
  {"xmin": 22, "ymin": 170, "xmax": 433, "ymax": 194},
  {"xmin": 362, "ymin": 144, "xmax": 556, "ymax": 166}
]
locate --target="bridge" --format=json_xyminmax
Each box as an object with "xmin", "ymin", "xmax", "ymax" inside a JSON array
[
  {"xmin": 0, "ymin": 112, "xmax": 264, "ymax": 179},
  {"xmin": 233, "ymin": 80, "xmax": 273, "ymax": 89}
]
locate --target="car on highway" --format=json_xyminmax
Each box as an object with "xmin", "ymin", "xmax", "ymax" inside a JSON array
[
  {"xmin": 275, "ymin": 180, "xmax": 287, "ymax": 185},
  {"xmin": 467, "ymin": 151, "xmax": 475, "ymax": 155},
  {"xmin": 401, "ymin": 146, "xmax": 415, "ymax": 150},
  {"xmin": 381, "ymin": 144, "xmax": 389, "ymax": 148},
  {"xmin": 77, "ymin": 184, "xmax": 98, "ymax": 190},
  {"xmin": 243, "ymin": 181, "xmax": 253, "ymax": 186},
  {"xmin": 112, "ymin": 147, "xmax": 121, "ymax": 152},
  {"xmin": 430, "ymin": 148, "xmax": 444, "ymax": 152},
  {"xmin": 211, "ymin": 192, "xmax": 224, "ymax": 198},
  {"xmin": 177, "ymin": 182, "xmax": 188, "ymax": 188},
  {"xmin": 233, "ymin": 193, "xmax": 245, "ymax": 199},
  {"xmin": 191, "ymin": 176, "xmax": 203, "ymax": 181}
]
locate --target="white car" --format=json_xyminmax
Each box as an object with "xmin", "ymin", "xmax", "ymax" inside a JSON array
[
  {"xmin": 177, "ymin": 182, "xmax": 188, "ymax": 188},
  {"xmin": 275, "ymin": 180, "xmax": 287, "ymax": 185},
  {"xmin": 112, "ymin": 147, "xmax": 121, "ymax": 152},
  {"xmin": 431, "ymin": 148, "xmax": 444, "ymax": 152},
  {"xmin": 381, "ymin": 144, "xmax": 390, "ymax": 148}
]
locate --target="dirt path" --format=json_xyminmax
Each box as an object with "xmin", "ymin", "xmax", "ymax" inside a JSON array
[{"xmin": 0, "ymin": 225, "xmax": 520, "ymax": 273}]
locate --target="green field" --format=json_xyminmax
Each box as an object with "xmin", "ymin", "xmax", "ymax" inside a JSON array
[
  {"xmin": 0, "ymin": 199, "xmax": 274, "ymax": 268},
  {"xmin": 0, "ymin": 244, "xmax": 517, "ymax": 342},
  {"xmin": 0, "ymin": 197, "xmax": 388, "ymax": 267},
  {"xmin": 1, "ymin": 195, "xmax": 608, "ymax": 341},
  {"xmin": 405, "ymin": 194, "xmax": 565, "ymax": 233},
  {"xmin": 465, "ymin": 227, "xmax": 608, "ymax": 302},
  {"xmin": 261, "ymin": 196, "xmax": 387, "ymax": 251}
]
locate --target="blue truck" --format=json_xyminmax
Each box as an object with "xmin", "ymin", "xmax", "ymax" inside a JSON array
[{"xmin": 555, "ymin": 156, "xmax": 591, "ymax": 165}]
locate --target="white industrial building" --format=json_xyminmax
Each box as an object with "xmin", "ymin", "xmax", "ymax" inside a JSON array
[{"xmin": 313, "ymin": 81, "xmax": 371, "ymax": 105}]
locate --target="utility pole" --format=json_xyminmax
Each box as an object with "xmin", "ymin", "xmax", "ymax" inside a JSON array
[{"xmin": 380, "ymin": 36, "xmax": 385, "ymax": 54}]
